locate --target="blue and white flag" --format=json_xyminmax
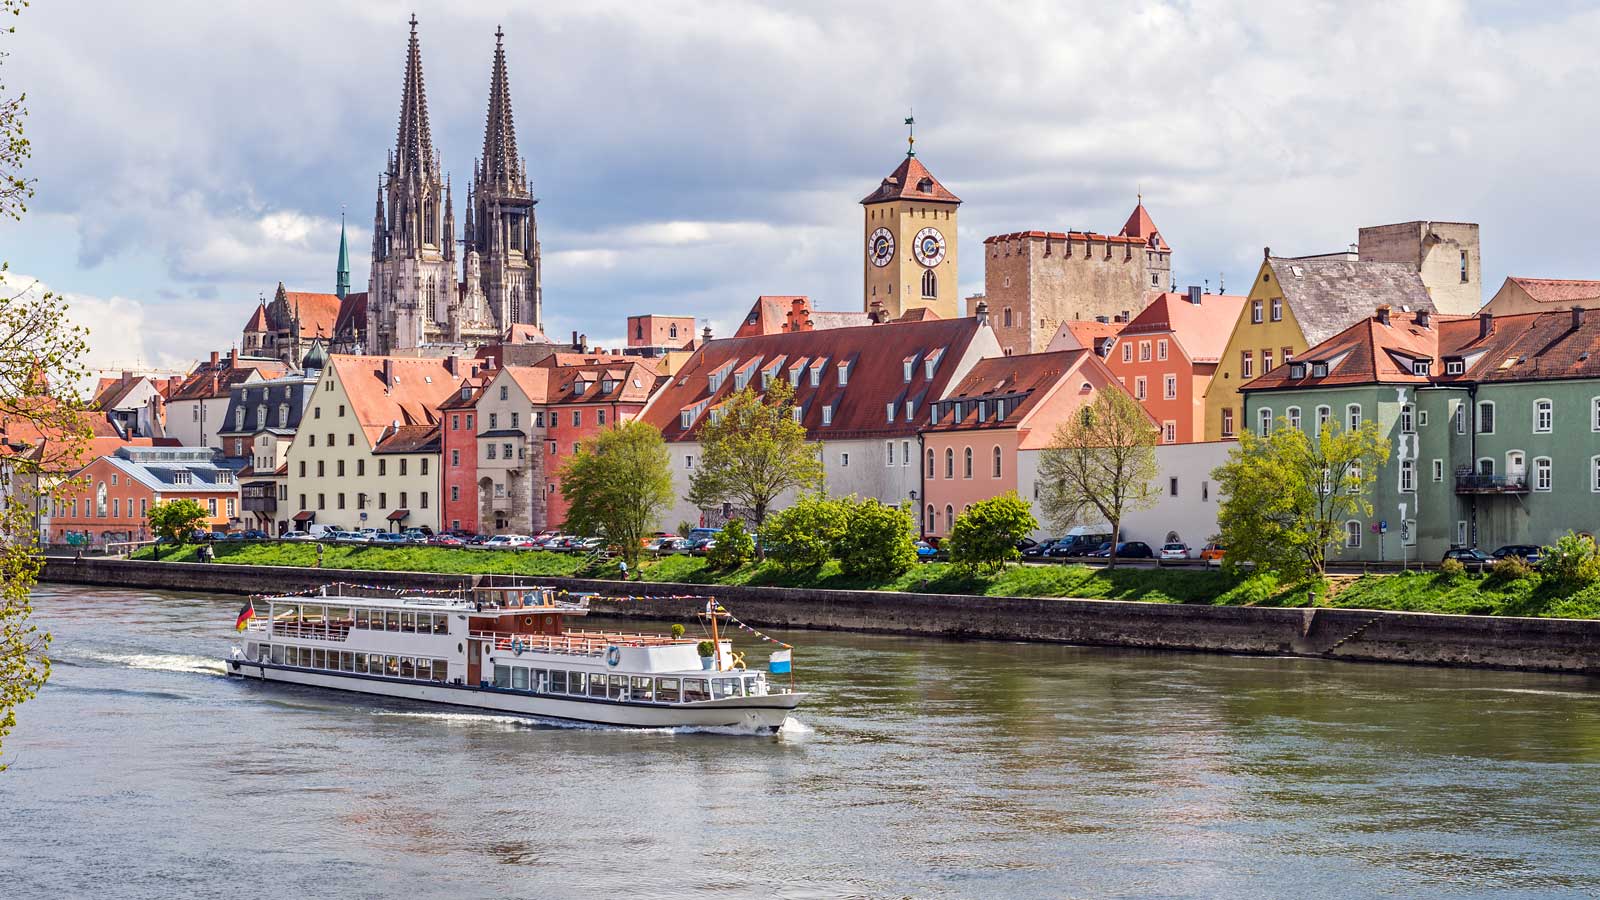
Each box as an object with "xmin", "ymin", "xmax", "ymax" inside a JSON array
[{"xmin": 768, "ymin": 649, "xmax": 792, "ymax": 674}]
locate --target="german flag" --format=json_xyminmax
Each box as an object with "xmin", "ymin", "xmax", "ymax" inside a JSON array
[{"xmin": 234, "ymin": 599, "xmax": 257, "ymax": 632}]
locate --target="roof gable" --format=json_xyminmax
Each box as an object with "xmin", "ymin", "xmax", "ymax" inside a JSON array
[{"xmin": 860, "ymin": 156, "xmax": 960, "ymax": 205}]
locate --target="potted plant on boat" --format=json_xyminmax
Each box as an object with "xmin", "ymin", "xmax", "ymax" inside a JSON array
[
  {"xmin": 670, "ymin": 624, "xmax": 685, "ymax": 639},
  {"xmin": 697, "ymin": 640, "xmax": 716, "ymax": 670}
]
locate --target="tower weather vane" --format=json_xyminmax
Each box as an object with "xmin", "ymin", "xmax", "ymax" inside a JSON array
[{"xmin": 905, "ymin": 109, "xmax": 916, "ymax": 157}]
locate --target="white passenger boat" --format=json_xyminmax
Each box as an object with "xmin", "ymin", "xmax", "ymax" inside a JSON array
[{"xmin": 224, "ymin": 583, "xmax": 805, "ymax": 732}]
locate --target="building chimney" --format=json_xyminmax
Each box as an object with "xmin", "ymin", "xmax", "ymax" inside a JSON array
[
  {"xmin": 1094, "ymin": 315, "xmax": 1109, "ymax": 324},
  {"xmin": 209, "ymin": 350, "xmax": 220, "ymax": 368},
  {"xmin": 1187, "ymin": 285, "xmax": 1203, "ymax": 305},
  {"xmin": 382, "ymin": 358, "xmax": 395, "ymax": 392},
  {"xmin": 1479, "ymin": 311, "xmax": 1494, "ymax": 339},
  {"xmin": 975, "ymin": 300, "xmax": 989, "ymax": 327},
  {"xmin": 1414, "ymin": 309, "xmax": 1431, "ymax": 329},
  {"xmin": 1376, "ymin": 305, "xmax": 1391, "ymax": 326},
  {"xmin": 1263, "ymin": 246, "xmax": 1272, "ymax": 260},
  {"xmin": 166, "ymin": 375, "xmax": 181, "ymax": 395},
  {"xmin": 702, "ymin": 325, "xmax": 713, "ymax": 343},
  {"xmin": 1574, "ymin": 306, "xmax": 1586, "ymax": 329},
  {"xmin": 579, "ymin": 333, "xmax": 588, "ymax": 352},
  {"xmin": 121, "ymin": 370, "xmax": 134, "ymax": 385}
]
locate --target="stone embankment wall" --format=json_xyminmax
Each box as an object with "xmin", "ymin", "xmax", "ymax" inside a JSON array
[{"xmin": 41, "ymin": 558, "xmax": 1600, "ymax": 675}]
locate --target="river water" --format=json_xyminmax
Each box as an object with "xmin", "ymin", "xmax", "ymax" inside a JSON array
[{"xmin": 6, "ymin": 585, "xmax": 1600, "ymax": 899}]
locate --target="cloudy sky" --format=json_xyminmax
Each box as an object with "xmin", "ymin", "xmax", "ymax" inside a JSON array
[{"xmin": 3, "ymin": 0, "xmax": 1598, "ymax": 372}]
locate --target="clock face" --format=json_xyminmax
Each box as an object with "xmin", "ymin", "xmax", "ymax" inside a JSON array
[
  {"xmin": 914, "ymin": 227, "xmax": 947, "ymax": 267},
  {"xmin": 867, "ymin": 227, "xmax": 895, "ymax": 268}
]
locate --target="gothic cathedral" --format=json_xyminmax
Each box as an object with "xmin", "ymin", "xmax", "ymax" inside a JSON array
[
  {"xmin": 861, "ymin": 130, "xmax": 960, "ymax": 320},
  {"xmin": 368, "ymin": 18, "xmax": 542, "ymax": 356}
]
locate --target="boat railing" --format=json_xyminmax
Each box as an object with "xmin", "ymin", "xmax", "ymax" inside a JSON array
[
  {"xmin": 249, "ymin": 620, "xmax": 354, "ymax": 641},
  {"xmin": 470, "ymin": 629, "xmax": 691, "ymax": 657}
]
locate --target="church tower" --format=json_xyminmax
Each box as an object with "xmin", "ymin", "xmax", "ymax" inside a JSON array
[
  {"xmin": 861, "ymin": 121, "xmax": 961, "ymax": 320},
  {"xmin": 466, "ymin": 27, "xmax": 542, "ymax": 334},
  {"xmin": 367, "ymin": 16, "xmax": 455, "ymax": 355}
]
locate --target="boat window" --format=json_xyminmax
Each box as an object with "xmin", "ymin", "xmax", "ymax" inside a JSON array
[
  {"xmin": 433, "ymin": 614, "xmax": 449, "ymax": 635},
  {"xmin": 570, "ymin": 672, "xmax": 588, "ymax": 695},
  {"xmin": 415, "ymin": 658, "xmax": 431, "ymax": 681},
  {"xmin": 608, "ymin": 674, "xmax": 627, "ymax": 700},
  {"xmin": 712, "ymin": 678, "xmax": 742, "ymax": 699},
  {"xmin": 299, "ymin": 647, "xmax": 313, "ymax": 667},
  {"xmin": 494, "ymin": 664, "xmax": 511, "ymax": 689},
  {"xmin": 355, "ymin": 608, "xmax": 369, "ymax": 629},
  {"xmin": 385, "ymin": 611, "xmax": 400, "ymax": 632},
  {"xmin": 656, "ymin": 678, "xmax": 681, "ymax": 703},
  {"xmin": 589, "ymin": 673, "xmax": 607, "ymax": 697},
  {"xmin": 682, "ymin": 678, "xmax": 709, "ymax": 702},
  {"xmin": 354, "ymin": 652, "xmax": 368, "ymax": 673},
  {"xmin": 549, "ymin": 670, "xmax": 567, "ymax": 693},
  {"xmin": 533, "ymin": 669, "xmax": 548, "ymax": 693},
  {"xmin": 329, "ymin": 608, "xmax": 350, "ymax": 631},
  {"xmin": 269, "ymin": 645, "xmax": 283, "ymax": 665},
  {"xmin": 399, "ymin": 612, "xmax": 414, "ymax": 633},
  {"xmin": 746, "ymin": 675, "xmax": 763, "ymax": 696},
  {"xmin": 312, "ymin": 648, "xmax": 325, "ymax": 669},
  {"xmin": 384, "ymin": 655, "xmax": 399, "ymax": 677},
  {"xmin": 341, "ymin": 651, "xmax": 355, "ymax": 672},
  {"xmin": 431, "ymin": 660, "xmax": 447, "ymax": 682},
  {"xmin": 399, "ymin": 657, "xmax": 415, "ymax": 679},
  {"xmin": 631, "ymin": 676, "xmax": 654, "ymax": 701},
  {"xmin": 512, "ymin": 667, "xmax": 529, "ymax": 691}
]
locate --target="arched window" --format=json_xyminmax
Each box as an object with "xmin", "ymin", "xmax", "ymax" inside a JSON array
[
  {"xmin": 921, "ymin": 269, "xmax": 937, "ymax": 298},
  {"xmin": 992, "ymin": 446, "xmax": 1002, "ymax": 478},
  {"xmin": 926, "ymin": 448, "xmax": 935, "ymax": 478},
  {"xmin": 926, "ymin": 504, "xmax": 935, "ymax": 532},
  {"xmin": 944, "ymin": 448, "xmax": 954, "ymax": 479},
  {"xmin": 945, "ymin": 504, "xmax": 954, "ymax": 530},
  {"xmin": 963, "ymin": 447, "xmax": 973, "ymax": 479},
  {"xmin": 1258, "ymin": 408, "xmax": 1273, "ymax": 437}
]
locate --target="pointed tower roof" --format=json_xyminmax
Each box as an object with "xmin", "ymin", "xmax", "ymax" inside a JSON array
[
  {"xmin": 392, "ymin": 15, "xmax": 435, "ymax": 182},
  {"xmin": 335, "ymin": 213, "xmax": 350, "ymax": 300},
  {"xmin": 860, "ymin": 156, "xmax": 960, "ymax": 205},
  {"xmin": 478, "ymin": 26, "xmax": 522, "ymax": 191},
  {"xmin": 1118, "ymin": 198, "xmax": 1169, "ymax": 251}
]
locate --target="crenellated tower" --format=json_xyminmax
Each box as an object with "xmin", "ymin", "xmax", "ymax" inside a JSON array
[
  {"xmin": 367, "ymin": 15, "xmax": 454, "ymax": 355},
  {"xmin": 466, "ymin": 27, "xmax": 542, "ymax": 334}
]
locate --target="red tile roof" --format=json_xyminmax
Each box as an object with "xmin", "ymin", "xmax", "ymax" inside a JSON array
[
  {"xmin": 1050, "ymin": 319, "xmax": 1123, "ymax": 354},
  {"xmin": 859, "ymin": 156, "xmax": 961, "ymax": 205},
  {"xmin": 644, "ymin": 317, "xmax": 987, "ymax": 442},
  {"xmin": 1118, "ymin": 201, "xmax": 1169, "ymax": 251},
  {"xmin": 327, "ymin": 355, "xmax": 469, "ymax": 444},
  {"xmin": 923, "ymin": 350, "xmax": 1094, "ymax": 432},
  {"xmin": 334, "ymin": 292, "xmax": 368, "ymax": 336},
  {"xmin": 505, "ymin": 323, "xmax": 550, "ymax": 344},
  {"xmin": 283, "ymin": 291, "xmax": 342, "ymax": 338},
  {"xmin": 166, "ymin": 357, "xmax": 289, "ymax": 402},
  {"xmin": 243, "ymin": 302, "xmax": 270, "ymax": 332},
  {"xmin": 373, "ymin": 423, "xmax": 442, "ymax": 454},
  {"xmin": 1119, "ymin": 292, "xmax": 1248, "ymax": 363},
  {"xmin": 1506, "ymin": 277, "xmax": 1600, "ymax": 304}
]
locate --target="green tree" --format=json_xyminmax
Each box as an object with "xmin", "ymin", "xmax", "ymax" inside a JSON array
[
  {"xmin": 835, "ymin": 497, "xmax": 917, "ymax": 579},
  {"xmin": 764, "ymin": 492, "xmax": 848, "ymax": 571},
  {"xmin": 1, "ymin": 0, "xmax": 88, "ymax": 770},
  {"xmin": 1212, "ymin": 417, "xmax": 1389, "ymax": 579},
  {"xmin": 705, "ymin": 517, "xmax": 754, "ymax": 570},
  {"xmin": 686, "ymin": 380, "xmax": 824, "ymax": 535},
  {"xmin": 560, "ymin": 420, "xmax": 675, "ymax": 568},
  {"xmin": 948, "ymin": 492, "xmax": 1038, "ymax": 575},
  {"xmin": 147, "ymin": 498, "xmax": 209, "ymax": 546},
  {"xmin": 1037, "ymin": 387, "xmax": 1158, "ymax": 568}
]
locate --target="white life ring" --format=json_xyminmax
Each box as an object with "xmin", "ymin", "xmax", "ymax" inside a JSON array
[{"xmin": 606, "ymin": 646, "xmax": 621, "ymax": 667}]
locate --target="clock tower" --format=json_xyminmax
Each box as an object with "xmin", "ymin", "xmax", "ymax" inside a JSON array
[{"xmin": 861, "ymin": 128, "xmax": 961, "ymax": 320}]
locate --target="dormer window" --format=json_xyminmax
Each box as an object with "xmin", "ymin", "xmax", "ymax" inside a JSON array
[
  {"xmin": 953, "ymin": 401, "xmax": 964, "ymax": 421},
  {"xmin": 733, "ymin": 371, "xmax": 748, "ymax": 390},
  {"xmin": 1446, "ymin": 359, "xmax": 1465, "ymax": 375},
  {"xmin": 809, "ymin": 366, "xmax": 822, "ymax": 388},
  {"xmin": 924, "ymin": 348, "xmax": 943, "ymax": 379},
  {"xmin": 601, "ymin": 379, "xmax": 616, "ymax": 393},
  {"xmin": 1289, "ymin": 363, "xmax": 1306, "ymax": 379},
  {"xmin": 1411, "ymin": 360, "xmax": 1430, "ymax": 376},
  {"xmin": 1312, "ymin": 363, "xmax": 1328, "ymax": 378},
  {"xmin": 977, "ymin": 400, "xmax": 987, "ymax": 420},
  {"xmin": 837, "ymin": 359, "xmax": 853, "ymax": 386},
  {"xmin": 821, "ymin": 404, "xmax": 833, "ymax": 426},
  {"xmin": 886, "ymin": 402, "xmax": 896, "ymax": 423},
  {"xmin": 903, "ymin": 360, "xmax": 914, "ymax": 383},
  {"xmin": 917, "ymin": 177, "xmax": 933, "ymax": 192},
  {"xmin": 460, "ymin": 386, "xmax": 471, "ymax": 400},
  {"xmin": 680, "ymin": 410, "xmax": 693, "ymax": 428},
  {"xmin": 172, "ymin": 470, "xmax": 192, "ymax": 485}
]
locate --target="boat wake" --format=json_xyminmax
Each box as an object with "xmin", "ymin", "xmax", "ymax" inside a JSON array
[
  {"xmin": 371, "ymin": 709, "xmax": 814, "ymax": 738},
  {"xmin": 68, "ymin": 650, "xmax": 227, "ymax": 677}
]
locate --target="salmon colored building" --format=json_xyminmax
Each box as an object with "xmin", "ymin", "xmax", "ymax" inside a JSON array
[
  {"xmin": 1103, "ymin": 289, "xmax": 1246, "ymax": 444},
  {"xmin": 919, "ymin": 349, "xmax": 1151, "ymax": 538},
  {"xmin": 51, "ymin": 446, "xmax": 242, "ymax": 546},
  {"xmin": 439, "ymin": 379, "xmax": 486, "ymax": 534}
]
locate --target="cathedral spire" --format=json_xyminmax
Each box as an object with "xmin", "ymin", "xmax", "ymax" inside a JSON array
[
  {"xmin": 393, "ymin": 14, "xmax": 435, "ymax": 184},
  {"xmin": 479, "ymin": 25, "xmax": 521, "ymax": 192},
  {"xmin": 336, "ymin": 210, "xmax": 350, "ymax": 300}
]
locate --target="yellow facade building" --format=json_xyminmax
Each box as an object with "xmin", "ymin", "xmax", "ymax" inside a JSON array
[{"xmin": 861, "ymin": 150, "xmax": 961, "ymax": 320}]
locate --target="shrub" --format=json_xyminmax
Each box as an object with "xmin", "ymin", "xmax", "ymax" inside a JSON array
[
  {"xmin": 1229, "ymin": 572, "xmax": 1283, "ymax": 606},
  {"xmin": 696, "ymin": 640, "xmax": 715, "ymax": 658},
  {"xmin": 835, "ymin": 497, "xmax": 918, "ymax": 579},
  {"xmin": 705, "ymin": 518, "xmax": 754, "ymax": 570},
  {"xmin": 1488, "ymin": 555, "xmax": 1533, "ymax": 584},
  {"xmin": 764, "ymin": 493, "xmax": 848, "ymax": 570},
  {"xmin": 947, "ymin": 492, "xmax": 1038, "ymax": 574},
  {"xmin": 1540, "ymin": 532, "xmax": 1600, "ymax": 587},
  {"xmin": 1437, "ymin": 557, "xmax": 1467, "ymax": 582}
]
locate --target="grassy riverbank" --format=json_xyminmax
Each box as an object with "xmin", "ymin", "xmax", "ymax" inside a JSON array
[{"xmin": 128, "ymin": 542, "xmax": 1600, "ymax": 618}]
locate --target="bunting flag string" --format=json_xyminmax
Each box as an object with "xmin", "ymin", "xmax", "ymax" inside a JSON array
[{"xmin": 704, "ymin": 600, "xmax": 792, "ymax": 650}]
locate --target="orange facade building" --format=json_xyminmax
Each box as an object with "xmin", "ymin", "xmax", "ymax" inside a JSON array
[
  {"xmin": 51, "ymin": 446, "xmax": 241, "ymax": 546},
  {"xmin": 1102, "ymin": 290, "xmax": 1245, "ymax": 444}
]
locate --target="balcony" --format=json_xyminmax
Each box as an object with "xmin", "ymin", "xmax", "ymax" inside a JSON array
[{"xmin": 1454, "ymin": 473, "xmax": 1528, "ymax": 495}]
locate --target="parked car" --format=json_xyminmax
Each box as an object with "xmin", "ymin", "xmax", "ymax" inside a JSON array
[
  {"xmin": 280, "ymin": 530, "xmax": 313, "ymax": 541},
  {"xmin": 1051, "ymin": 532, "xmax": 1115, "ymax": 558},
  {"xmin": 914, "ymin": 540, "xmax": 942, "ymax": 561},
  {"xmin": 336, "ymin": 530, "xmax": 371, "ymax": 543},
  {"xmin": 427, "ymin": 534, "xmax": 465, "ymax": 547},
  {"xmin": 372, "ymin": 532, "xmax": 409, "ymax": 545},
  {"xmin": 400, "ymin": 529, "xmax": 431, "ymax": 544},
  {"xmin": 1200, "ymin": 542, "xmax": 1227, "ymax": 567},
  {"xmin": 646, "ymin": 536, "xmax": 681, "ymax": 553},
  {"xmin": 1491, "ymin": 544, "xmax": 1544, "ymax": 566},
  {"xmin": 1158, "ymin": 542, "xmax": 1191, "ymax": 564},
  {"xmin": 484, "ymin": 534, "xmax": 527, "ymax": 548},
  {"xmin": 689, "ymin": 537, "xmax": 716, "ymax": 556},
  {"xmin": 1090, "ymin": 541, "xmax": 1153, "ymax": 559},
  {"xmin": 238, "ymin": 529, "xmax": 269, "ymax": 540},
  {"xmin": 1443, "ymin": 547, "xmax": 1494, "ymax": 571},
  {"xmin": 1023, "ymin": 538, "xmax": 1062, "ymax": 559}
]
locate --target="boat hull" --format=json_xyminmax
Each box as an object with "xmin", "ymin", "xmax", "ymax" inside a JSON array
[{"xmin": 225, "ymin": 658, "xmax": 802, "ymax": 732}]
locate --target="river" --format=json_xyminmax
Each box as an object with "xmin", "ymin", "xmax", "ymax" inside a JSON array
[{"xmin": 5, "ymin": 584, "xmax": 1600, "ymax": 899}]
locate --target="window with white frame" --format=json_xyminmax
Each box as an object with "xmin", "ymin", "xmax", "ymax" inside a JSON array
[
  {"xmin": 1456, "ymin": 520, "xmax": 1468, "ymax": 547},
  {"xmin": 1122, "ymin": 343, "xmax": 1132, "ymax": 364},
  {"xmin": 992, "ymin": 446, "xmax": 1002, "ymax": 478},
  {"xmin": 1433, "ymin": 459, "xmax": 1444, "ymax": 482},
  {"xmin": 1446, "ymin": 359, "xmax": 1464, "ymax": 375},
  {"xmin": 1455, "ymin": 401, "xmax": 1466, "ymax": 434},
  {"xmin": 1270, "ymin": 298, "xmax": 1283, "ymax": 321},
  {"xmin": 840, "ymin": 452, "xmax": 849, "ymax": 467},
  {"xmin": 820, "ymin": 404, "xmax": 833, "ymax": 425},
  {"xmin": 1258, "ymin": 408, "xmax": 1272, "ymax": 436},
  {"xmin": 886, "ymin": 402, "xmax": 896, "ymax": 423},
  {"xmin": 1240, "ymin": 350, "xmax": 1254, "ymax": 379},
  {"xmin": 1163, "ymin": 421, "xmax": 1176, "ymax": 443},
  {"xmin": 1347, "ymin": 462, "xmax": 1363, "ymax": 493},
  {"xmin": 1400, "ymin": 404, "xmax": 1414, "ymax": 434},
  {"xmin": 1419, "ymin": 410, "xmax": 1428, "ymax": 427},
  {"xmin": 902, "ymin": 441, "xmax": 910, "ymax": 466},
  {"xmin": 885, "ymin": 442, "xmax": 895, "ymax": 467},
  {"xmin": 1478, "ymin": 401, "xmax": 1495, "ymax": 434},
  {"xmin": 1251, "ymin": 300, "xmax": 1263, "ymax": 324},
  {"xmin": 1534, "ymin": 457, "xmax": 1552, "ymax": 492},
  {"xmin": 1346, "ymin": 404, "xmax": 1362, "ymax": 431},
  {"xmin": 1139, "ymin": 341, "xmax": 1152, "ymax": 362},
  {"xmin": 1157, "ymin": 339, "xmax": 1168, "ymax": 361},
  {"xmin": 1593, "ymin": 397, "xmax": 1600, "ymax": 432},
  {"xmin": 1287, "ymin": 406, "xmax": 1301, "ymax": 430},
  {"xmin": 1400, "ymin": 459, "xmax": 1415, "ymax": 492},
  {"xmin": 1134, "ymin": 376, "xmax": 1147, "ymax": 400},
  {"xmin": 1593, "ymin": 455, "xmax": 1600, "ymax": 492},
  {"xmin": 1163, "ymin": 374, "xmax": 1176, "ymax": 400},
  {"xmin": 1345, "ymin": 520, "xmax": 1362, "ymax": 548},
  {"xmin": 1316, "ymin": 406, "xmax": 1331, "ymax": 429},
  {"xmin": 1534, "ymin": 399, "xmax": 1553, "ymax": 433}
]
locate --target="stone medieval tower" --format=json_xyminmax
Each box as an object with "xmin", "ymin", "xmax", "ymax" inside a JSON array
[
  {"xmin": 465, "ymin": 28, "xmax": 542, "ymax": 334},
  {"xmin": 861, "ymin": 125, "xmax": 961, "ymax": 321},
  {"xmin": 368, "ymin": 16, "xmax": 456, "ymax": 355}
]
